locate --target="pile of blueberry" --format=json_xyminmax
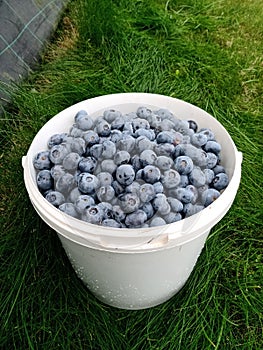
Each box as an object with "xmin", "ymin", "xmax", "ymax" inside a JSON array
[{"xmin": 33, "ymin": 106, "xmax": 229, "ymax": 228}]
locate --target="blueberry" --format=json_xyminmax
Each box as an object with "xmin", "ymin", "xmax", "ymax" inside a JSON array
[
  {"xmin": 183, "ymin": 203, "xmax": 204, "ymax": 217},
  {"xmin": 153, "ymin": 181, "xmax": 164, "ymax": 194},
  {"xmin": 130, "ymin": 154, "xmax": 142, "ymax": 173},
  {"xmin": 74, "ymin": 110, "xmax": 93, "ymax": 131},
  {"xmin": 69, "ymin": 124, "xmax": 84, "ymax": 138},
  {"xmin": 125, "ymin": 181, "xmax": 141, "ymax": 195},
  {"xmin": 199, "ymin": 128, "xmax": 215, "ymax": 141},
  {"xmin": 111, "ymin": 205, "xmax": 126, "ymax": 222},
  {"xmin": 116, "ymin": 134, "xmax": 135, "ymax": 153},
  {"xmin": 45, "ymin": 191, "xmax": 65, "ymax": 207},
  {"xmin": 155, "ymin": 143, "xmax": 175, "ymax": 157},
  {"xmin": 172, "ymin": 187, "xmax": 194, "ymax": 204},
  {"xmin": 103, "ymin": 109, "xmax": 122, "ymax": 123},
  {"xmin": 155, "ymin": 118, "xmax": 176, "ymax": 132},
  {"xmin": 49, "ymin": 144, "xmax": 69, "ymax": 164},
  {"xmin": 116, "ymin": 164, "xmax": 135, "ymax": 186},
  {"xmin": 82, "ymin": 205, "xmax": 104, "ymax": 224},
  {"xmin": 212, "ymin": 173, "xmax": 229, "ymax": 190},
  {"xmin": 188, "ymin": 167, "xmax": 206, "ymax": 187},
  {"xmin": 118, "ymin": 192, "xmax": 140, "ymax": 213},
  {"xmin": 155, "ymin": 155, "xmax": 173, "ymax": 171},
  {"xmin": 47, "ymin": 133, "xmax": 68, "ymax": 149},
  {"xmin": 68, "ymin": 137, "xmax": 86, "ymax": 155},
  {"xmin": 77, "ymin": 173, "xmax": 99, "ymax": 194},
  {"xmin": 212, "ymin": 165, "xmax": 226, "ymax": 175},
  {"xmin": 206, "ymin": 152, "xmax": 218, "ymax": 169},
  {"xmin": 102, "ymin": 219, "xmax": 122, "ymax": 228},
  {"xmin": 59, "ymin": 203, "xmax": 79, "ymax": 218},
  {"xmin": 135, "ymin": 136, "xmax": 155, "ymax": 153},
  {"xmin": 163, "ymin": 212, "xmax": 182, "ymax": 223},
  {"xmin": 134, "ymin": 128, "xmax": 155, "ymax": 140},
  {"xmin": 100, "ymin": 159, "xmax": 117, "ymax": 174},
  {"xmin": 96, "ymin": 185, "xmax": 115, "ymax": 202},
  {"xmin": 97, "ymin": 202, "xmax": 113, "ymax": 219},
  {"xmin": 75, "ymin": 195, "xmax": 95, "ymax": 214},
  {"xmin": 204, "ymin": 140, "xmax": 221, "ymax": 154},
  {"xmin": 161, "ymin": 169, "xmax": 180, "ymax": 189},
  {"xmin": 191, "ymin": 133, "xmax": 207, "ymax": 147},
  {"xmin": 139, "ymin": 149, "xmax": 157, "ymax": 167},
  {"xmin": 139, "ymin": 183, "xmax": 155, "ymax": 202},
  {"xmin": 139, "ymin": 202, "xmax": 155, "ymax": 220},
  {"xmin": 201, "ymin": 188, "xmax": 220, "ymax": 207},
  {"xmin": 167, "ymin": 197, "xmax": 184, "ymax": 212},
  {"xmin": 188, "ymin": 120, "xmax": 198, "ymax": 133},
  {"xmin": 185, "ymin": 185, "xmax": 198, "ymax": 203},
  {"xmin": 150, "ymin": 216, "xmax": 166, "ymax": 227},
  {"xmin": 155, "ymin": 108, "xmax": 174, "ymax": 120},
  {"xmin": 174, "ymin": 155, "xmax": 194, "ymax": 175},
  {"xmin": 68, "ymin": 187, "xmax": 82, "ymax": 203},
  {"xmin": 112, "ymin": 180, "xmax": 124, "ymax": 196},
  {"xmin": 156, "ymin": 131, "xmax": 177, "ymax": 144},
  {"xmin": 101, "ymin": 140, "xmax": 116, "ymax": 159},
  {"xmin": 37, "ymin": 170, "xmax": 53, "ymax": 191},
  {"xmin": 97, "ymin": 172, "xmax": 113, "ymax": 186},
  {"xmin": 78, "ymin": 156, "xmax": 97, "ymax": 173},
  {"xmin": 203, "ymin": 168, "xmax": 215, "ymax": 184},
  {"xmin": 50, "ymin": 165, "xmax": 66, "ymax": 181},
  {"xmin": 136, "ymin": 106, "xmax": 152, "ymax": 119},
  {"xmin": 143, "ymin": 165, "xmax": 161, "ymax": 184},
  {"xmin": 83, "ymin": 130, "xmax": 99, "ymax": 146},
  {"xmin": 152, "ymin": 193, "xmax": 171, "ymax": 215},
  {"xmin": 114, "ymin": 150, "xmax": 130, "ymax": 166},
  {"xmin": 55, "ymin": 173, "xmax": 76, "ymax": 194},
  {"xmin": 109, "ymin": 131, "xmax": 122, "ymax": 146},
  {"xmin": 89, "ymin": 143, "xmax": 103, "ymax": 159},
  {"xmin": 180, "ymin": 144, "xmax": 207, "ymax": 167},
  {"xmin": 33, "ymin": 151, "xmax": 52, "ymax": 170},
  {"xmin": 179, "ymin": 174, "xmax": 189, "ymax": 187},
  {"xmin": 123, "ymin": 121, "xmax": 134, "ymax": 135},
  {"xmin": 111, "ymin": 116, "xmax": 125, "ymax": 130},
  {"xmin": 125, "ymin": 210, "xmax": 147, "ymax": 228},
  {"xmin": 95, "ymin": 119, "xmax": 111, "ymax": 137},
  {"xmin": 62, "ymin": 152, "xmax": 81, "ymax": 171},
  {"xmin": 132, "ymin": 118, "xmax": 150, "ymax": 131}
]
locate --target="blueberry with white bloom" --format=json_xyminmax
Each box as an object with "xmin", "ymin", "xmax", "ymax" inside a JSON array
[
  {"xmin": 132, "ymin": 118, "xmax": 150, "ymax": 131},
  {"xmin": 134, "ymin": 128, "xmax": 155, "ymax": 140},
  {"xmin": 136, "ymin": 106, "xmax": 152, "ymax": 119},
  {"xmin": 155, "ymin": 155, "xmax": 173, "ymax": 171},
  {"xmin": 125, "ymin": 210, "xmax": 147, "ymax": 228},
  {"xmin": 96, "ymin": 185, "xmax": 115, "ymax": 202},
  {"xmin": 161, "ymin": 169, "xmax": 180, "ymax": 189},
  {"xmin": 47, "ymin": 133, "xmax": 68, "ymax": 149},
  {"xmin": 139, "ymin": 183, "xmax": 155, "ymax": 203},
  {"xmin": 69, "ymin": 124, "xmax": 84, "ymax": 138},
  {"xmin": 191, "ymin": 133, "xmax": 207, "ymax": 147},
  {"xmin": 172, "ymin": 187, "xmax": 194, "ymax": 204},
  {"xmin": 78, "ymin": 173, "xmax": 99, "ymax": 194},
  {"xmin": 116, "ymin": 134, "xmax": 135, "ymax": 153},
  {"xmin": 188, "ymin": 167, "xmax": 206, "ymax": 187},
  {"xmin": 83, "ymin": 130, "xmax": 99, "ymax": 146},
  {"xmin": 143, "ymin": 165, "xmax": 161, "ymax": 184},
  {"xmin": 62, "ymin": 152, "xmax": 81, "ymax": 171},
  {"xmin": 153, "ymin": 181, "xmax": 164, "ymax": 194},
  {"xmin": 49, "ymin": 144, "xmax": 69, "ymax": 164},
  {"xmin": 203, "ymin": 168, "xmax": 215, "ymax": 184},
  {"xmin": 167, "ymin": 197, "xmax": 183, "ymax": 212},
  {"xmin": 140, "ymin": 202, "xmax": 155, "ymax": 220},
  {"xmin": 67, "ymin": 187, "xmax": 82, "ymax": 203},
  {"xmin": 102, "ymin": 219, "xmax": 122, "ymax": 228},
  {"xmin": 150, "ymin": 216, "xmax": 166, "ymax": 227},
  {"xmin": 82, "ymin": 205, "xmax": 104, "ymax": 224},
  {"xmin": 45, "ymin": 191, "xmax": 65, "ymax": 207},
  {"xmin": 212, "ymin": 165, "xmax": 226, "ymax": 175},
  {"xmin": 55, "ymin": 173, "xmax": 76, "ymax": 194},
  {"xmin": 103, "ymin": 109, "xmax": 122, "ymax": 123},
  {"xmin": 116, "ymin": 164, "xmax": 135, "ymax": 186},
  {"xmin": 89, "ymin": 143, "xmax": 103, "ymax": 159},
  {"xmin": 188, "ymin": 120, "xmax": 198, "ymax": 133},
  {"xmin": 111, "ymin": 205, "xmax": 126, "ymax": 223},
  {"xmin": 204, "ymin": 140, "xmax": 221, "ymax": 154},
  {"xmin": 74, "ymin": 110, "xmax": 93, "ymax": 131},
  {"xmin": 135, "ymin": 136, "xmax": 154, "ymax": 153},
  {"xmin": 206, "ymin": 152, "xmax": 218, "ymax": 169},
  {"xmin": 100, "ymin": 159, "xmax": 117, "ymax": 174},
  {"xmin": 163, "ymin": 212, "xmax": 182, "ymax": 224},
  {"xmin": 97, "ymin": 172, "xmax": 113, "ymax": 186},
  {"xmin": 152, "ymin": 193, "xmax": 171, "ymax": 215},
  {"xmin": 75, "ymin": 194, "xmax": 95, "ymax": 214},
  {"xmin": 101, "ymin": 140, "xmax": 116, "ymax": 159},
  {"xmin": 183, "ymin": 203, "xmax": 204, "ymax": 217},
  {"xmin": 78, "ymin": 156, "xmax": 97, "ymax": 173},
  {"xmin": 59, "ymin": 203, "xmax": 79, "ymax": 218},
  {"xmin": 199, "ymin": 128, "xmax": 215, "ymax": 141},
  {"xmin": 50, "ymin": 165, "xmax": 66, "ymax": 181},
  {"xmin": 114, "ymin": 150, "xmax": 130, "ymax": 165},
  {"xmin": 68, "ymin": 137, "xmax": 86, "ymax": 155},
  {"xmin": 154, "ymin": 143, "xmax": 175, "ymax": 157},
  {"xmin": 96, "ymin": 119, "xmax": 111, "ymax": 137},
  {"xmin": 174, "ymin": 155, "xmax": 194, "ymax": 175},
  {"xmin": 118, "ymin": 192, "xmax": 140, "ymax": 213},
  {"xmin": 139, "ymin": 149, "xmax": 157, "ymax": 167}
]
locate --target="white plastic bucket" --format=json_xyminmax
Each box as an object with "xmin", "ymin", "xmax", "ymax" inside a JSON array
[{"xmin": 23, "ymin": 93, "xmax": 242, "ymax": 310}]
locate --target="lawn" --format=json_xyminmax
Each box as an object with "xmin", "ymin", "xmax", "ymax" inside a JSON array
[{"xmin": 0, "ymin": 0, "xmax": 262, "ymax": 349}]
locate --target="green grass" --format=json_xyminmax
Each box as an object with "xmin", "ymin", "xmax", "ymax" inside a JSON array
[{"xmin": 0, "ymin": 0, "xmax": 262, "ymax": 349}]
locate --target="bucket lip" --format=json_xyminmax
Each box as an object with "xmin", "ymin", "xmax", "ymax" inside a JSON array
[{"xmin": 23, "ymin": 92, "xmax": 242, "ymax": 251}]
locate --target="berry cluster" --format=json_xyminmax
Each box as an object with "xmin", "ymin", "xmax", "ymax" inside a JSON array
[{"xmin": 33, "ymin": 106, "xmax": 229, "ymax": 228}]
